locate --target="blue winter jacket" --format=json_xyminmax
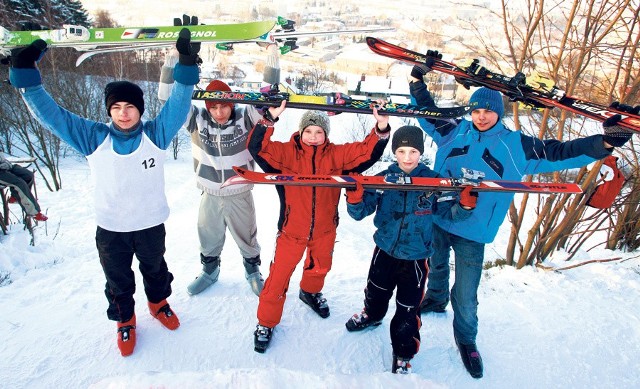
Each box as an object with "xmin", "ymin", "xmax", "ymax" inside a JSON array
[
  {"xmin": 410, "ymin": 81, "xmax": 612, "ymax": 244},
  {"xmin": 347, "ymin": 163, "xmax": 470, "ymax": 260},
  {"xmin": 9, "ymin": 64, "xmax": 199, "ymax": 156}
]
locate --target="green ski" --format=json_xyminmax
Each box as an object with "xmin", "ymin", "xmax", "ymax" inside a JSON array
[{"xmin": 0, "ymin": 20, "xmax": 276, "ymax": 49}]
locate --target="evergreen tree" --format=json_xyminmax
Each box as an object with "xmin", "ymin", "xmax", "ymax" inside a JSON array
[{"xmin": 0, "ymin": 0, "xmax": 90, "ymax": 29}]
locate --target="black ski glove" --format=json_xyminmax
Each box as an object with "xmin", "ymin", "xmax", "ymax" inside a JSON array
[
  {"xmin": 20, "ymin": 22, "xmax": 44, "ymax": 31},
  {"xmin": 174, "ymin": 14, "xmax": 201, "ymax": 66},
  {"xmin": 410, "ymin": 50, "xmax": 442, "ymax": 80},
  {"xmin": 602, "ymin": 114, "xmax": 633, "ymax": 148},
  {"xmin": 4, "ymin": 39, "xmax": 48, "ymax": 68},
  {"xmin": 610, "ymin": 101, "xmax": 640, "ymax": 115},
  {"xmin": 411, "ymin": 64, "xmax": 430, "ymax": 80}
]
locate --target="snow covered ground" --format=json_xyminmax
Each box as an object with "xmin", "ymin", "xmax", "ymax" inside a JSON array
[{"xmin": 1, "ymin": 113, "xmax": 639, "ymax": 388}]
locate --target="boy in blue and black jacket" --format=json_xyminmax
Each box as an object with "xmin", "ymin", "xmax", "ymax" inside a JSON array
[
  {"xmin": 344, "ymin": 126, "xmax": 477, "ymax": 374},
  {"xmin": 409, "ymin": 60, "xmax": 632, "ymax": 378}
]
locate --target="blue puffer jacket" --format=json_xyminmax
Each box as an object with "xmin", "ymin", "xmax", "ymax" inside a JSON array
[
  {"xmin": 347, "ymin": 163, "xmax": 470, "ymax": 260},
  {"xmin": 410, "ymin": 81, "xmax": 612, "ymax": 243},
  {"xmin": 9, "ymin": 64, "xmax": 199, "ymax": 156}
]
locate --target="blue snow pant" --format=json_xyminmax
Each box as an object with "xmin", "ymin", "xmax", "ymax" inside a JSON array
[{"xmin": 426, "ymin": 224, "xmax": 485, "ymax": 344}]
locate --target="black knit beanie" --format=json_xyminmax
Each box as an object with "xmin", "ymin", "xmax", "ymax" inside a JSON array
[
  {"xmin": 104, "ymin": 81, "xmax": 145, "ymax": 117},
  {"xmin": 392, "ymin": 126, "xmax": 425, "ymax": 154}
]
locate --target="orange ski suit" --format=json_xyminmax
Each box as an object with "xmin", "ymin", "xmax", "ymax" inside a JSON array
[{"xmin": 248, "ymin": 119, "xmax": 389, "ymax": 328}]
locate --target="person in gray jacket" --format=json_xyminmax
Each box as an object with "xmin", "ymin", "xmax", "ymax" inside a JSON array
[{"xmin": 159, "ymin": 30, "xmax": 281, "ymax": 296}]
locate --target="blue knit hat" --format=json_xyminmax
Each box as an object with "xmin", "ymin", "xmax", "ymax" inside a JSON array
[{"xmin": 469, "ymin": 87, "xmax": 504, "ymax": 118}]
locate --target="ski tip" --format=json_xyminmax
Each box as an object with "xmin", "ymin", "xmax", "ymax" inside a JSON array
[{"xmin": 75, "ymin": 52, "xmax": 91, "ymax": 66}]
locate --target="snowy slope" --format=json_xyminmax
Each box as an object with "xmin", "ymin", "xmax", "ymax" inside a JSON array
[{"xmin": 1, "ymin": 113, "xmax": 639, "ymax": 389}]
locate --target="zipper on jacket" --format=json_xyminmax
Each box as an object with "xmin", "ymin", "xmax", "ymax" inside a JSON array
[
  {"xmin": 213, "ymin": 122, "xmax": 225, "ymax": 181},
  {"xmin": 390, "ymin": 191, "xmax": 409, "ymax": 254},
  {"xmin": 308, "ymin": 146, "xmax": 318, "ymax": 239}
]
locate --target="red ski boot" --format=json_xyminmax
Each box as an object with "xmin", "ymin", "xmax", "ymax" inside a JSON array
[
  {"xmin": 117, "ymin": 314, "xmax": 136, "ymax": 357},
  {"xmin": 148, "ymin": 299, "xmax": 180, "ymax": 330}
]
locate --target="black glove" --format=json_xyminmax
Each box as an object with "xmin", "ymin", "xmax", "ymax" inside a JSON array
[
  {"xmin": 610, "ymin": 101, "xmax": 640, "ymax": 115},
  {"xmin": 174, "ymin": 14, "xmax": 201, "ymax": 66},
  {"xmin": 410, "ymin": 50, "xmax": 442, "ymax": 80},
  {"xmin": 411, "ymin": 64, "xmax": 430, "ymax": 80},
  {"xmin": 602, "ymin": 114, "xmax": 633, "ymax": 147},
  {"xmin": 426, "ymin": 49, "xmax": 442, "ymax": 62},
  {"xmin": 4, "ymin": 39, "xmax": 48, "ymax": 68},
  {"xmin": 20, "ymin": 22, "xmax": 43, "ymax": 31}
]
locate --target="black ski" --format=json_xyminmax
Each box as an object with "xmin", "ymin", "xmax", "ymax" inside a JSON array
[
  {"xmin": 192, "ymin": 86, "xmax": 469, "ymax": 119},
  {"xmin": 366, "ymin": 37, "xmax": 640, "ymax": 133}
]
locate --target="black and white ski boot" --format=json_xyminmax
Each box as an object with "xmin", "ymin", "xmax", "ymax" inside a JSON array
[
  {"xmin": 299, "ymin": 290, "xmax": 330, "ymax": 318},
  {"xmin": 254, "ymin": 324, "xmax": 273, "ymax": 353},
  {"xmin": 392, "ymin": 354, "xmax": 412, "ymax": 374},
  {"xmin": 345, "ymin": 310, "xmax": 382, "ymax": 332}
]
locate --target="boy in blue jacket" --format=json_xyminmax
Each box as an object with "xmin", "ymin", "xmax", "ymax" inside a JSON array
[
  {"xmin": 6, "ymin": 29, "xmax": 200, "ymax": 357},
  {"xmin": 344, "ymin": 126, "xmax": 477, "ymax": 374},
  {"xmin": 409, "ymin": 61, "xmax": 632, "ymax": 378}
]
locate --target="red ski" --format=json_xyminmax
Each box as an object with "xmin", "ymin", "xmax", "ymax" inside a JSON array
[
  {"xmin": 366, "ymin": 37, "xmax": 640, "ymax": 134},
  {"xmin": 223, "ymin": 167, "xmax": 582, "ymax": 194}
]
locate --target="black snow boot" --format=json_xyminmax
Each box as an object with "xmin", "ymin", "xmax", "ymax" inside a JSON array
[
  {"xmin": 345, "ymin": 309, "xmax": 382, "ymax": 332},
  {"xmin": 419, "ymin": 296, "xmax": 449, "ymax": 313},
  {"xmin": 299, "ymin": 289, "xmax": 330, "ymax": 318},
  {"xmin": 254, "ymin": 324, "xmax": 273, "ymax": 353},
  {"xmin": 391, "ymin": 354, "xmax": 412, "ymax": 374},
  {"xmin": 455, "ymin": 336, "xmax": 484, "ymax": 378}
]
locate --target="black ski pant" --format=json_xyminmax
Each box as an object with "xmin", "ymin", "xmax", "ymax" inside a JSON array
[
  {"xmin": 362, "ymin": 246, "xmax": 428, "ymax": 359},
  {"xmin": 96, "ymin": 224, "xmax": 174, "ymax": 322}
]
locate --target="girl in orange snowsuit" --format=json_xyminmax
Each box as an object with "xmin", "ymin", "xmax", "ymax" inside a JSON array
[{"xmin": 248, "ymin": 101, "xmax": 390, "ymax": 352}]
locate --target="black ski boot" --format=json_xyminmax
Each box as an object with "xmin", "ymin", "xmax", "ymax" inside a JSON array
[
  {"xmin": 345, "ymin": 309, "xmax": 382, "ymax": 332},
  {"xmin": 299, "ymin": 289, "xmax": 330, "ymax": 318},
  {"xmin": 419, "ymin": 296, "xmax": 449, "ymax": 313},
  {"xmin": 254, "ymin": 324, "xmax": 273, "ymax": 353},
  {"xmin": 455, "ymin": 336, "xmax": 483, "ymax": 378},
  {"xmin": 392, "ymin": 354, "xmax": 412, "ymax": 374}
]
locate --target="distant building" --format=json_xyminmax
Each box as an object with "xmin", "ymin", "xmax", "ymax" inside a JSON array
[{"xmin": 346, "ymin": 74, "xmax": 410, "ymax": 102}]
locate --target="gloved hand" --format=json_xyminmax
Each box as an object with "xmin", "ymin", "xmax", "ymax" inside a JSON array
[
  {"xmin": 174, "ymin": 14, "xmax": 201, "ymax": 66},
  {"xmin": 3, "ymin": 39, "xmax": 48, "ymax": 68},
  {"xmin": 345, "ymin": 178, "xmax": 364, "ymax": 204},
  {"xmin": 602, "ymin": 114, "xmax": 633, "ymax": 148},
  {"xmin": 410, "ymin": 63, "xmax": 430, "ymax": 80},
  {"xmin": 426, "ymin": 49, "xmax": 442, "ymax": 60},
  {"xmin": 459, "ymin": 186, "xmax": 478, "ymax": 210},
  {"xmin": 610, "ymin": 101, "xmax": 640, "ymax": 115},
  {"xmin": 20, "ymin": 22, "xmax": 43, "ymax": 31},
  {"xmin": 410, "ymin": 50, "xmax": 441, "ymax": 80}
]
